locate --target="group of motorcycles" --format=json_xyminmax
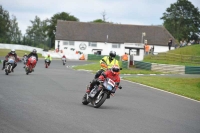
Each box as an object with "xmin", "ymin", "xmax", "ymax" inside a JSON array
[
  {"xmin": 4, "ymin": 55, "xmax": 67, "ymax": 75},
  {"xmin": 4, "ymin": 55, "xmax": 121, "ymax": 108}
]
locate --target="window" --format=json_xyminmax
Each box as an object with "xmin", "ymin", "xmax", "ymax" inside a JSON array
[
  {"xmin": 131, "ymin": 49, "xmax": 140, "ymax": 56},
  {"xmin": 63, "ymin": 41, "xmax": 68, "ymax": 45},
  {"xmin": 69, "ymin": 41, "xmax": 74, "ymax": 46},
  {"xmin": 112, "ymin": 43, "xmax": 120, "ymax": 48},
  {"xmin": 89, "ymin": 42, "xmax": 97, "ymax": 47}
]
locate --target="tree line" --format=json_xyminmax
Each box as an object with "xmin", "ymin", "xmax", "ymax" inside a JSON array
[{"xmin": 0, "ymin": 0, "xmax": 200, "ymax": 49}]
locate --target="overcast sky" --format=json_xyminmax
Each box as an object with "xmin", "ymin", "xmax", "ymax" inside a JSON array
[{"xmin": 1, "ymin": 0, "xmax": 200, "ymax": 35}]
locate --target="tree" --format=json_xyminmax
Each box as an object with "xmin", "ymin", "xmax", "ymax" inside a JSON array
[
  {"xmin": 48, "ymin": 12, "xmax": 79, "ymax": 48},
  {"xmin": 0, "ymin": 5, "xmax": 10, "ymax": 43},
  {"xmin": 25, "ymin": 16, "xmax": 48, "ymax": 48},
  {"xmin": 92, "ymin": 19, "xmax": 106, "ymax": 23},
  {"xmin": 9, "ymin": 15, "xmax": 22, "ymax": 44},
  {"xmin": 161, "ymin": 0, "xmax": 200, "ymax": 42},
  {"xmin": 0, "ymin": 5, "xmax": 22, "ymax": 44},
  {"xmin": 91, "ymin": 11, "xmax": 113, "ymax": 23}
]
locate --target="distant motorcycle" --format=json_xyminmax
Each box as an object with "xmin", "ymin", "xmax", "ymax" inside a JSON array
[
  {"xmin": 45, "ymin": 59, "xmax": 50, "ymax": 68},
  {"xmin": 25, "ymin": 56, "xmax": 37, "ymax": 75},
  {"xmin": 62, "ymin": 57, "xmax": 66, "ymax": 65},
  {"xmin": 82, "ymin": 78, "xmax": 122, "ymax": 108},
  {"xmin": 5, "ymin": 56, "xmax": 15, "ymax": 75},
  {"xmin": 22, "ymin": 56, "xmax": 28, "ymax": 65}
]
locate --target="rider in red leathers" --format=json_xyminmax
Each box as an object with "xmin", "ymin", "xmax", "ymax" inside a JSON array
[
  {"xmin": 24, "ymin": 49, "xmax": 38, "ymax": 71},
  {"xmin": 86, "ymin": 65, "xmax": 121, "ymax": 98}
]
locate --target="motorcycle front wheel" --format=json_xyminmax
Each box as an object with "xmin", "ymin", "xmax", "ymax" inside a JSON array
[
  {"xmin": 93, "ymin": 92, "xmax": 107, "ymax": 108},
  {"xmin": 82, "ymin": 93, "xmax": 89, "ymax": 105},
  {"xmin": 25, "ymin": 67, "xmax": 29, "ymax": 75},
  {"xmin": 5, "ymin": 69, "xmax": 9, "ymax": 75}
]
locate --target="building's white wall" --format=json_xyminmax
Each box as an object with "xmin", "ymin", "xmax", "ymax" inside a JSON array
[
  {"xmin": 55, "ymin": 40, "xmax": 126, "ymax": 56},
  {"xmin": 152, "ymin": 45, "xmax": 175, "ymax": 54},
  {"xmin": 55, "ymin": 40, "xmax": 174, "ymax": 61}
]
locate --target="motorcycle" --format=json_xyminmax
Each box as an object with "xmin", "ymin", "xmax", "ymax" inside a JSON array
[
  {"xmin": 25, "ymin": 56, "xmax": 37, "ymax": 75},
  {"xmin": 82, "ymin": 78, "xmax": 122, "ymax": 108},
  {"xmin": 62, "ymin": 57, "xmax": 66, "ymax": 65},
  {"xmin": 22, "ymin": 56, "xmax": 27, "ymax": 65},
  {"xmin": 5, "ymin": 56, "xmax": 15, "ymax": 75},
  {"xmin": 45, "ymin": 59, "xmax": 50, "ymax": 68}
]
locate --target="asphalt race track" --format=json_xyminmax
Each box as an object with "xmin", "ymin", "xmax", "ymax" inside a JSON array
[{"xmin": 0, "ymin": 59, "xmax": 200, "ymax": 133}]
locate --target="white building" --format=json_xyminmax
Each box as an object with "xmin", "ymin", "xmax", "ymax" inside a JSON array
[{"xmin": 55, "ymin": 20, "xmax": 175, "ymax": 61}]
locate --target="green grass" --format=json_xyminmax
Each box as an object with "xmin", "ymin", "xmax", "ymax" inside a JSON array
[
  {"xmin": 123, "ymin": 76, "xmax": 200, "ymax": 101},
  {"xmin": 168, "ymin": 44, "xmax": 200, "ymax": 56},
  {"xmin": 0, "ymin": 49, "xmax": 43, "ymax": 58},
  {"xmin": 144, "ymin": 45, "xmax": 200, "ymax": 66}
]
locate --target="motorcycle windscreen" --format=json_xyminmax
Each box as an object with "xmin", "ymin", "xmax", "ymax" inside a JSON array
[
  {"xmin": 103, "ymin": 79, "xmax": 115, "ymax": 91},
  {"xmin": 8, "ymin": 58, "xmax": 14, "ymax": 63}
]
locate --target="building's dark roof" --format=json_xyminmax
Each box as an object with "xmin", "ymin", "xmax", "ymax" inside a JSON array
[{"xmin": 55, "ymin": 20, "xmax": 175, "ymax": 46}]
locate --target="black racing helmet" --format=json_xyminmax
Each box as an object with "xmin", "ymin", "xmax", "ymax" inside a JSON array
[
  {"xmin": 109, "ymin": 51, "xmax": 116, "ymax": 58},
  {"xmin": 32, "ymin": 49, "xmax": 37, "ymax": 54}
]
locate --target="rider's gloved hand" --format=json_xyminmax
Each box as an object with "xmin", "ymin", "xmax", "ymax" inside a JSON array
[{"xmin": 98, "ymin": 75, "xmax": 105, "ymax": 82}]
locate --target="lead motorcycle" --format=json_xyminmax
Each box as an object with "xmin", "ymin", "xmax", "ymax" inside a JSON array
[
  {"xmin": 5, "ymin": 56, "xmax": 15, "ymax": 75},
  {"xmin": 25, "ymin": 56, "xmax": 37, "ymax": 75},
  {"xmin": 82, "ymin": 78, "xmax": 122, "ymax": 108}
]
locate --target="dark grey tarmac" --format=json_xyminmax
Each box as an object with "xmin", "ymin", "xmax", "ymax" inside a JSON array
[{"xmin": 0, "ymin": 59, "xmax": 199, "ymax": 133}]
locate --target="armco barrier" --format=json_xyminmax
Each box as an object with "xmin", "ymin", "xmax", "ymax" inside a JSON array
[
  {"xmin": 185, "ymin": 66, "xmax": 200, "ymax": 74},
  {"xmin": 87, "ymin": 54, "xmax": 120, "ymax": 60},
  {"xmin": 134, "ymin": 61, "xmax": 152, "ymax": 70},
  {"xmin": 134, "ymin": 61, "xmax": 200, "ymax": 74},
  {"xmin": 122, "ymin": 61, "xmax": 128, "ymax": 69}
]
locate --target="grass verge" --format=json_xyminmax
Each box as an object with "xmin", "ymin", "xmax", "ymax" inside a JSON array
[{"xmin": 123, "ymin": 76, "xmax": 200, "ymax": 101}]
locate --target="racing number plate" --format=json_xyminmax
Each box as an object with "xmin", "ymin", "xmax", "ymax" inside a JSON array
[{"xmin": 108, "ymin": 78, "xmax": 115, "ymax": 87}]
